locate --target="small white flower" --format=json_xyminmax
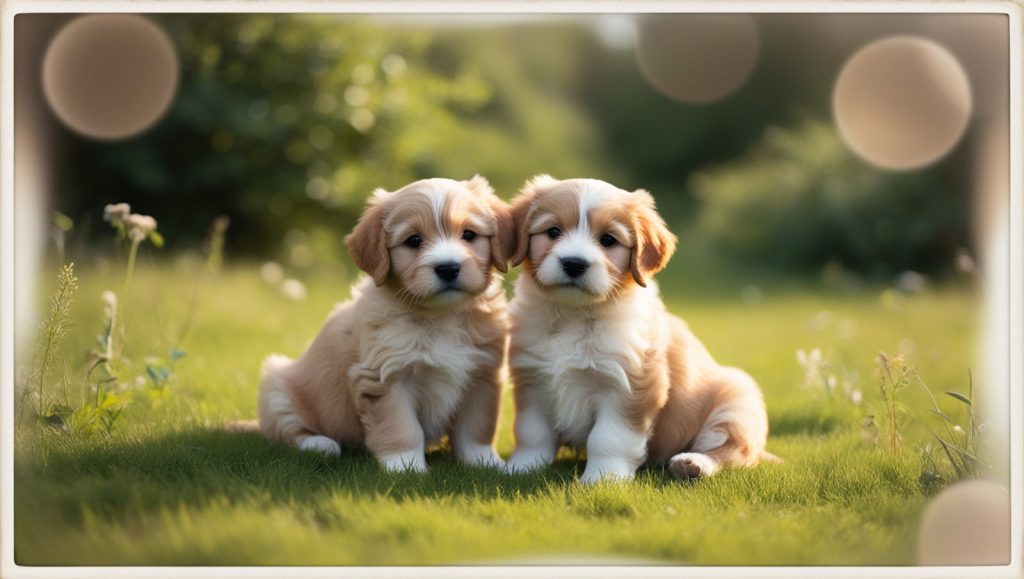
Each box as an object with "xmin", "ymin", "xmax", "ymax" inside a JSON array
[
  {"xmin": 135, "ymin": 375, "xmax": 146, "ymax": 388},
  {"xmin": 850, "ymin": 389, "xmax": 863, "ymax": 405},
  {"xmin": 103, "ymin": 203, "xmax": 131, "ymax": 224},
  {"xmin": 953, "ymin": 425, "xmax": 965, "ymax": 435},
  {"xmin": 955, "ymin": 249, "xmax": 976, "ymax": 273},
  {"xmin": 126, "ymin": 213, "xmax": 158, "ymax": 242},
  {"xmin": 101, "ymin": 290, "xmax": 118, "ymax": 314},
  {"xmin": 826, "ymin": 375, "xmax": 837, "ymax": 393},
  {"xmin": 282, "ymin": 278, "xmax": 307, "ymax": 301},
  {"xmin": 260, "ymin": 262, "xmax": 284, "ymax": 284}
]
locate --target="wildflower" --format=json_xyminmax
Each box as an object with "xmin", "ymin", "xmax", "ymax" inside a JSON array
[
  {"xmin": 261, "ymin": 262, "xmax": 284, "ymax": 284},
  {"xmin": 850, "ymin": 389, "xmax": 863, "ymax": 405},
  {"xmin": 101, "ymin": 290, "xmax": 118, "ymax": 315},
  {"xmin": 103, "ymin": 203, "xmax": 131, "ymax": 225},
  {"xmin": 826, "ymin": 374, "xmax": 837, "ymax": 393},
  {"xmin": 896, "ymin": 271, "xmax": 927, "ymax": 294},
  {"xmin": 126, "ymin": 213, "xmax": 158, "ymax": 242},
  {"xmin": 282, "ymin": 279, "xmax": 307, "ymax": 301},
  {"xmin": 955, "ymin": 248, "xmax": 976, "ymax": 273}
]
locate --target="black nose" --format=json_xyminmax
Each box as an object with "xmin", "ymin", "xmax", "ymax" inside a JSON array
[
  {"xmin": 560, "ymin": 257, "xmax": 589, "ymax": 278},
  {"xmin": 434, "ymin": 262, "xmax": 460, "ymax": 282}
]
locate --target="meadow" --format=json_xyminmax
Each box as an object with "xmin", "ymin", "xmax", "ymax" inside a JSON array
[{"xmin": 13, "ymin": 242, "xmax": 981, "ymax": 566}]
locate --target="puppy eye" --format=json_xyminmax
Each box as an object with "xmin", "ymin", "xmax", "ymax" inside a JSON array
[
  {"xmin": 546, "ymin": 227, "xmax": 562, "ymax": 239},
  {"xmin": 599, "ymin": 234, "xmax": 617, "ymax": 248},
  {"xmin": 461, "ymin": 230, "xmax": 477, "ymax": 242},
  {"xmin": 403, "ymin": 234, "xmax": 422, "ymax": 249}
]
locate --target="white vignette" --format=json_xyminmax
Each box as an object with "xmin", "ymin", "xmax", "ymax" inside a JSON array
[{"xmin": 0, "ymin": 1, "xmax": 1020, "ymax": 578}]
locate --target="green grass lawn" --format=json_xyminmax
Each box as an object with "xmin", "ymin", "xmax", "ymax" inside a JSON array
[{"xmin": 13, "ymin": 253, "xmax": 980, "ymax": 565}]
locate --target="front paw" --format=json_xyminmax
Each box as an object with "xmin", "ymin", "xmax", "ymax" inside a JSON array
[
  {"xmin": 458, "ymin": 446, "xmax": 506, "ymax": 469},
  {"xmin": 504, "ymin": 451, "xmax": 552, "ymax": 474},
  {"xmin": 378, "ymin": 451, "xmax": 428, "ymax": 473},
  {"xmin": 580, "ymin": 459, "xmax": 636, "ymax": 484}
]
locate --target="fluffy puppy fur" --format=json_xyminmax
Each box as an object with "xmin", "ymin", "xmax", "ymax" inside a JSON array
[
  {"xmin": 258, "ymin": 176, "xmax": 514, "ymax": 471},
  {"xmin": 505, "ymin": 175, "xmax": 776, "ymax": 483}
]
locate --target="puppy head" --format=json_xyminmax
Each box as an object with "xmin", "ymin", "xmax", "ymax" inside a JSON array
[
  {"xmin": 510, "ymin": 175, "xmax": 676, "ymax": 306},
  {"xmin": 346, "ymin": 176, "xmax": 513, "ymax": 309}
]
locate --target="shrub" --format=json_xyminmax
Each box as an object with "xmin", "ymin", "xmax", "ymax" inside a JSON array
[{"xmin": 691, "ymin": 118, "xmax": 966, "ymax": 277}]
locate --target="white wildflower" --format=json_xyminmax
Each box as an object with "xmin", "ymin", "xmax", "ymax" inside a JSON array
[
  {"xmin": 103, "ymin": 203, "xmax": 131, "ymax": 224},
  {"xmin": 826, "ymin": 374, "xmax": 837, "ymax": 393},
  {"xmin": 101, "ymin": 290, "xmax": 118, "ymax": 317},
  {"xmin": 955, "ymin": 249, "xmax": 976, "ymax": 273},
  {"xmin": 260, "ymin": 262, "xmax": 284, "ymax": 284},
  {"xmin": 282, "ymin": 278, "xmax": 307, "ymax": 301},
  {"xmin": 126, "ymin": 213, "xmax": 158, "ymax": 242},
  {"xmin": 850, "ymin": 389, "xmax": 863, "ymax": 405}
]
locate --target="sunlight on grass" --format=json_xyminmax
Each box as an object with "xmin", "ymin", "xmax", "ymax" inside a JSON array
[{"xmin": 15, "ymin": 259, "xmax": 980, "ymax": 565}]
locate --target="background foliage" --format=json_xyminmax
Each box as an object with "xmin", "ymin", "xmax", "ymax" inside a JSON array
[{"xmin": 51, "ymin": 14, "xmax": 972, "ymax": 277}]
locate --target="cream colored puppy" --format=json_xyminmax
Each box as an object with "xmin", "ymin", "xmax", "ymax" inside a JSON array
[
  {"xmin": 505, "ymin": 175, "xmax": 776, "ymax": 483},
  {"xmin": 259, "ymin": 176, "xmax": 513, "ymax": 472}
]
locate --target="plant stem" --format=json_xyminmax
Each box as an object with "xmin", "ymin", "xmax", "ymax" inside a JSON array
[{"xmin": 124, "ymin": 238, "xmax": 140, "ymax": 299}]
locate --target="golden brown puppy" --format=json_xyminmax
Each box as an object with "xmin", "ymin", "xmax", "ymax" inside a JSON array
[
  {"xmin": 504, "ymin": 175, "xmax": 777, "ymax": 483},
  {"xmin": 258, "ymin": 176, "xmax": 513, "ymax": 471}
]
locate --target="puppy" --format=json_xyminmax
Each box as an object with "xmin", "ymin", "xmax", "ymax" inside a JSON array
[
  {"xmin": 505, "ymin": 175, "xmax": 776, "ymax": 483},
  {"xmin": 258, "ymin": 176, "xmax": 513, "ymax": 472}
]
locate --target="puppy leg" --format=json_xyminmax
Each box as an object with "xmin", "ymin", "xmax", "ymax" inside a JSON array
[
  {"xmin": 297, "ymin": 434, "xmax": 342, "ymax": 456},
  {"xmin": 259, "ymin": 355, "xmax": 341, "ymax": 455},
  {"xmin": 506, "ymin": 380, "xmax": 558, "ymax": 473},
  {"xmin": 580, "ymin": 395, "xmax": 648, "ymax": 484},
  {"xmin": 668, "ymin": 367, "xmax": 769, "ymax": 480},
  {"xmin": 360, "ymin": 384, "xmax": 428, "ymax": 472},
  {"xmin": 450, "ymin": 367, "xmax": 504, "ymax": 468}
]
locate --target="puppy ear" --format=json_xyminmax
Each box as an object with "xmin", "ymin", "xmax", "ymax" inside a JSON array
[
  {"xmin": 489, "ymin": 199, "xmax": 515, "ymax": 273},
  {"xmin": 345, "ymin": 190, "xmax": 391, "ymax": 286},
  {"xmin": 629, "ymin": 189, "xmax": 677, "ymax": 287},
  {"xmin": 463, "ymin": 175, "xmax": 514, "ymax": 273},
  {"xmin": 509, "ymin": 175, "xmax": 558, "ymax": 266}
]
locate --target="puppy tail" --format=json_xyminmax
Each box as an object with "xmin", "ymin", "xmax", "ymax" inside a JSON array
[
  {"xmin": 223, "ymin": 419, "xmax": 260, "ymax": 432},
  {"xmin": 760, "ymin": 450, "xmax": 784, "ymax": 464}
]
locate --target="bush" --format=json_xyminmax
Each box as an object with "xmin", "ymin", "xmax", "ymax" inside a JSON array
[{"xmin": 691, "ymin": 118, "xmax": 967, "ymax": 277}]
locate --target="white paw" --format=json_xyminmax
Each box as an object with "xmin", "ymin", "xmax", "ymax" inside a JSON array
[
  {"xmin": 457, "ymin": 445, "xmax": 506, "ymax": 469},
  {"xmin": 298, "ymin": 435, "xmax": 342, "ymax": 456},
  {"xmin": 668, "ymin": 452, "xmax": 720, "ymax": 479},
  {"xmin": 379, "ymin": 451, "xmax": 429, "ymax": 473},
  {"xmin": 504, "ymin": 451, "xmax": 554, "ymax": 474},
  {"xmin": 580, "ymin": 459, "xmax": 636, "ymax": 484}
]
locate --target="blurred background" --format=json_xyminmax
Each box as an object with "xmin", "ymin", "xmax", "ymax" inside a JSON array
[{"xmin": 15, "ymin": 13, "xmax": 1008, "ymax": 282}]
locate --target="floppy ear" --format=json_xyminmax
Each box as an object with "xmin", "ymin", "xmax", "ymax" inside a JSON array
[
  {"xmin": 463, "ymin": 175, "xmax": 514, "ymax": 273},
  {"xmin": 345, "ymin": 190, "xmax": 391, "ymax": 286},
  {"xmin": 629, "ymin": 189, "xmax": 677, "ymax": 287},
  {"xmin": 509, "ymin": 175, "xmax": 559, "ymax": 267}
]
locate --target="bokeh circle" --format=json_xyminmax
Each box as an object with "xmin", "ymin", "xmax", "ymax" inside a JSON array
[
  {"xmin": 917, "ymin": 480, "xmax": 1009, "ymax": 565},
  {"xmin": 833, "ymin": 36, "xmax": 972, "ymax": 171},
  {"xmin": 42, "ymin": 15, "xmax": 179, "ymax": 140},
  {"xmin": 636, "ymin": 14, "xmax": 759, "ymax": 105}
]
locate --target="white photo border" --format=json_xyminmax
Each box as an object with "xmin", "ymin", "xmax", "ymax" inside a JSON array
[{"xmin": 1, "ymin": 2, "xmax": 1020, "ymax": 578}]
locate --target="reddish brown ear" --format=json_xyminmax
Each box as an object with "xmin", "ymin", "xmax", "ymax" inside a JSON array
[
  {"xmin": 629, "ymin": 189, "xmax": 677, "ymax": 287},
  {"xmin": 509, "ymin": 175, "xmax": 558, "ymax": 267},
  {"xmin": 345, "ymin": 191, "xmax": 390, "ymax": 286},
  {"xmin": 489, "ymin": 199, "xmax": 515, "ymax": 273},
  {"xmin": 463, "ymin": 175, "xmax": 514, "ymax": 273}
]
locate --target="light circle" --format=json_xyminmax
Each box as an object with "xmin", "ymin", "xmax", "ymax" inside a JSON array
[
  {"xmin": 833, "ymin": 36, "xmax": 972, "ymax": 171},
  {"xmin": 42, "ymin": 15, "xmax": 179, "ymax": 140},
  {"xmin": 636, "ymin": 14, "xmax": 759, "ymax": 105}
]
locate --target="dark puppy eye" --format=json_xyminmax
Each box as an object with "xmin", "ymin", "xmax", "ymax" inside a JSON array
[
  {"xmin": 599, "ymin": 234, "xmax": 617, "ymax": 248},
  {"xmin": 404, "ymin": 234, "xmax": 422, "ymax": 249},
  {"xmin": 546, "ymin": 227, "xmax": 562, "ymax": 239},
  {"xmin": 461, "ymin": 230, "xmax": 477, "ymax": 242}
]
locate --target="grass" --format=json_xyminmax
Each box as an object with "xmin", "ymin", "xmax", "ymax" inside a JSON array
[{"xmin": 13, "ymin": 250, "xmax": 980, "ymax": 566}]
